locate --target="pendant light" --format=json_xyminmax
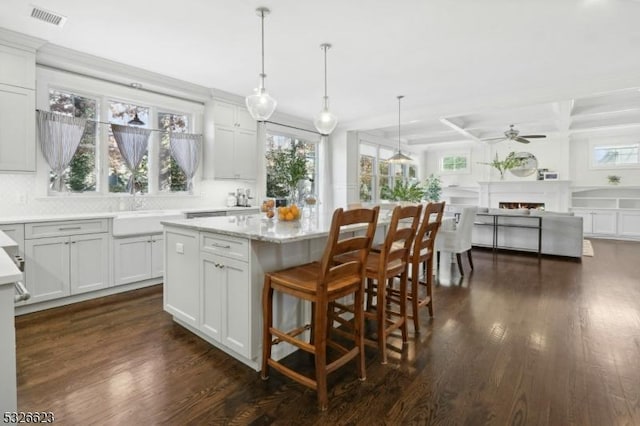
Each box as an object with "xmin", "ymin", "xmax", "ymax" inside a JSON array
[
  {"xmin": 128, "ymin": 111, "xmax": 145, "ymax": 126},
  {"xmin": 313, "ymin": 43, "xmax": 338, "ymax": 135},
  {"xmin": 388, "ymin": 95, "xmax": 413, "ymax": 164},
  {"xmin": 245, "ymin": 7, "xmax": 277, "ymax": 121}
]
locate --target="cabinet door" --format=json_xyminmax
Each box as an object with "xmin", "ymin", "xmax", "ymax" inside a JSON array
[
  {"xmin": 164, "ymin": 229, "xmax": 200, "ymax": 326},
  {"xmin": 219, "ymin": 256, "xmax": 250, "ymax": 357},
  {"xmin": 618, "ymin": 211, "xmax": 640, "ymax": 237},
  {"xmin": 236, "ymin": 106, "xmax": 255, "ymax": 131},
  {"xmin": 24, "ymin": 237, "xmax": 70, "ymax": 303},
  {"xmin": 0, "ymin": 44, "xmax": 35, "ymax": 89},
  {"xmin": 235, "ymin": 129, "xmax": 257, "ymax": 180},
  {"xmin": 0, "ymin": 84, "xmax": 35, "ymax": 171},
  {"xmin": 150, "ymin": 235, "xmax": 164, "ymax": 278},
  {"xmin": 212, "ymin": 101, "xmax": 236, "ymax": 127},
  {"xmin": 113, "ymin": 236, "xmax": 151, "ymax": 286},
  {"xmin": 200, "ymin": 252, "xmax": 223, "ymax": 341},
  {"xmin": 70, "ymin": 234, "xmax": 109, "ymax": 294},
  {"xmin": 591, "ymin": 211, "xmax": 617, "ymax": 235},
  {"xmin": 213, "ymin": 126, "xmax": 236, "ymax": 179},
  {"xmin": 573, "ymin": 211, "xmax": 592, "ymax": 234}
]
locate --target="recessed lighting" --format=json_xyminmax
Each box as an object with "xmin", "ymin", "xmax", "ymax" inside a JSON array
[{"xmin": 130, "ymin": 83, "xmax": 142, "ymax": 89}]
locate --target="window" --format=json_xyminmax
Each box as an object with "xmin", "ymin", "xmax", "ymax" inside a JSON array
[
  {"xmin": 359, "ymin": 143, "xmax": 416, "ymax": 202},
  {"xmin": 440, "ymin": 152, "xmax": 470, "ymax": 174},
  {"xmin": 592, "ymin": 144, "xmax": 639, "ymax": 168},
  {"xmin": 108, "ymin": 101, "xmax": 150, "ymax": 193},
  {"xmin": 265, "ymin": 133, "xmax": 317, "ymax": 201},
  {"xmin": 158, "ymin": 113, "xmax": 189, "ymax": 192},
  {"xmin": 48, "ymin": 90, "xmax": 98, "ymax": 192}
]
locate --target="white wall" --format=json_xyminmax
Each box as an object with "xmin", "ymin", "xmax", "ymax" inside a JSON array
[
  {"xmin": 570, "ymin": 130, "xmax": 640, "ymax": 187},
  {"xmin": 422, "ymin": 134, "xmax": 571, "ymax": 187}
]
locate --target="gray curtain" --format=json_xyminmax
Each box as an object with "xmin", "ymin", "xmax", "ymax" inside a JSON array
[
  {"xmin": 111, "ymin": 124, "xmax": 152, "ymax": 194},
  {"xmin": 169, "ymin": 133, "xmax": 202, "ymax": 194},
  {"xmin": 36, "ymin": 110, "xmax": 87, "ymax": 192}
]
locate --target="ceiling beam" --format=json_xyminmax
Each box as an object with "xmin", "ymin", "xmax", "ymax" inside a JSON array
[{"xmin": 439, "ymin": 117, "xmax": 484, "ymax": 143}]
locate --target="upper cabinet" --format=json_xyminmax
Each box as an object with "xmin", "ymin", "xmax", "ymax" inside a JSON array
[
  {"xmin": 0, "ymin": 42, "xmax": 37, "ymax": 172},
  {"xmin": 211, "ymin": 100, "xmax": 257, "ymax": 180}
]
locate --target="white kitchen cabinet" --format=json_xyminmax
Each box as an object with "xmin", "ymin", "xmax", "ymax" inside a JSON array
[
  {"xmin": 0, "ymin": 83, "xmax": 35, "ymax": 171},
  {"xmin": 0, "ymin": 44, "xmax": 36, "ymax": 89},
  {"xmin": 164, "ymin": 228, "xmax": 199, "ymax": 327},
  {"xmin": 113, "ymin": 233, "xmax": 163, "ymax": 286},
  {"xmin": 618, "ymin": 211, "xmax": 640, "ymax": 238},
  {"xmin": 572, "ymin": 209, "xmax": 617, "ymax": 236},
  {"xmin": 200, "ymin": 252, "xmax": 250, "ymax": 357},
  {"xmin": 0, "ymin": 224, "xmax": 24, "ymax": 256},
  {"xmin": 24, "ymin": 233, "xmax": 109, "ymax": 303},
  {"xmin": 212, "ymin": 100, "xmax": 257, "ymax": 180}
]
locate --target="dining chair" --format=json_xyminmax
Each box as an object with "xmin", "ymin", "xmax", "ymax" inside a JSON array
[
  {"xmin": 261, "ymin": 206, "xmax": 379, "ymax": 411},
  {"xmin": 435, "ymin": 206, "xmax": 477, "ymax": 276}
]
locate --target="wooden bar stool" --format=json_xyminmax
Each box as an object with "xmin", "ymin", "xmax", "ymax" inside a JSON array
[
  {"xmin": 333, "ymin": 204, "xmax": 421, "ymax": 364},
  {"xmin": 387, "ymin": 201, "xmax": 445, "ymax": 332},
  {"xmin": 261, "ymin": 206, "xmax": 379, "ymax": 411}
]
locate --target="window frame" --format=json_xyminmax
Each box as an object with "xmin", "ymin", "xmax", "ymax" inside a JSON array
[
  {"xmin": 358, "ymin": 142, "xmax": 416, "ymax": 203},
  {"xmin": 38, "ymin": 67, "xmax": 202, "ymax": 198},
  {"xmin": 439, "ymin": 150, "xmax": 471, "ymax": 174},
  {"xmin": 590, "ymin": 142, "xmax": 640, "ymax": 170}
]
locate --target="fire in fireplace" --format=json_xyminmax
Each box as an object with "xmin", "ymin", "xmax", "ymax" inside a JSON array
[{"xmin": 499, "ymin": 202, "xmax": 545, "ymax": 210}]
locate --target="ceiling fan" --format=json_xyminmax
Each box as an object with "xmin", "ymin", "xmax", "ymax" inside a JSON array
[{"xmin": 482, "ymin": 124, "xmax": 546, "ymax": 144}]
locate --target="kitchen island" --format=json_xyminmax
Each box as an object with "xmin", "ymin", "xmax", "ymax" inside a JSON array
[{"xmin": 161, "ymin": 212, "xmax": 385, "ymax": 370}]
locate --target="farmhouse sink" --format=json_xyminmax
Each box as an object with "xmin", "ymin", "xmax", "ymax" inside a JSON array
[{"xmin": 112, "ymin": 210, "xmax": 185, "ymax": 236}]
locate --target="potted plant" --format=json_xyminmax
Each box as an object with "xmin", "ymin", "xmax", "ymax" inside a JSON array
[
  {"xmin": 607, "ymin": 175, "xmax": 621, "ymax": 185},
  {"xmin": 424, "ymin": 174, "xmax": 442, "ymax": 202},
  {"xmin": 479, "ymin": 152, "xmax": 525, "ymax": 180},
  {"xmin": 265, "ymin": 141, "xmax": 309, "ymax": 205},
  {"xmin": 380, "ymin": 180, "xmax": 424, "ymax": 204}
]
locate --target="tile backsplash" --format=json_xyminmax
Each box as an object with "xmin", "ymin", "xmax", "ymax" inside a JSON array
[{"xmin": 0, "ymin": 174, "xmax": 255, "ymax": 217}]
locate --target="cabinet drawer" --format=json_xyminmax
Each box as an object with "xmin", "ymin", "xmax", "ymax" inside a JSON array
[
  {"xmin": 201, "ymin": 233, "xmax": 248, "ymax": 262},
  {"xmin": 25, "ymin": 219, "xmax": 109, "ymax": 239}
]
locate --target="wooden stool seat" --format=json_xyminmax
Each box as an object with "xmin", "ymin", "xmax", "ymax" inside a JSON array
[{"xmin": 261, "ymin": 206, "xmax": 380, "ymax": 411}]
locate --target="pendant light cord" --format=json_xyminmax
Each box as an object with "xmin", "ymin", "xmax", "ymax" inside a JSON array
[
  {"xmin": 323, "ymin": 45, "xmax": 328, "ymax": 99},
  {"xmin": 397, "ymin": 95, "xmax": 404, "ymax": 152},
  {"xmin": 260, "ymin": 9, "xmax": 265, "ymax": 78}
]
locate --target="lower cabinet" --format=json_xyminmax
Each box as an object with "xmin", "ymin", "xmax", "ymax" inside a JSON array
[
  {"xmin": 24, "ymin": 233, "xmax": 109, "ymax": 303},
  {"xmin": 573, "ymin": 210, "xmax": 617, "ymax": 236},
  {"xmin": 164, "ymin": 227, "xmax": 251, "ymax": 359},
  {"xmin": 618, "ymin": 211, "xmax": 640, "ymax": 237},
  {"xmin": 113, "ymin": 234, "xmax": 164, "ymax": 286},
  {"xmin": 201, "ymin": 252, "xmax": 250, "ymax": 358}
]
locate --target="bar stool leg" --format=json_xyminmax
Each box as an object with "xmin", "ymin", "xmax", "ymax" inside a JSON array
[
  {"xmin": 354, "ymin": 283, "xmax": 366, "ymax": 381},
  {"xmin": 261, "ymin": 276, "xmax": 274, "ymax": 380},
  {"xmin": 426, "ymin": 255, "xmax": 434, "ymax": 317},
  {"xmin": 377, "ymin": 275, "xmax": 388, "ymax": 365},
  {"xmin": 314, "ymin": 299, "xmax": 329, "ymax": 411},
  {"xmin": 411, "ymin": 260, "xmax": 421, "ymax": 333},
  {"xmin": 399, "ymin": 271, "xmax": 408, "ymax": 343}
]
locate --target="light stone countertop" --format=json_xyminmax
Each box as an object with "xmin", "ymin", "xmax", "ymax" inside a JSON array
[
  {"xmin": 0, "ymin": 206, "xmax": 258, "ymax": 225},
  {"xmin": 162, "ymin": 212, "xmax": 390, "ymax": 244}
]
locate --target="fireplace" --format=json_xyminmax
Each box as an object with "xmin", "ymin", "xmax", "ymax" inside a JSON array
[{"xmin": 499, "ymin": 202, "xmax": 545, "ymax": 210}]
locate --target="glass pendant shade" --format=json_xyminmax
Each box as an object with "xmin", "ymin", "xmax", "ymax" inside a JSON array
[
  {"xmin": 246, "ymin": 83, "xmax": 277, "ymax": 121},
  {"xmin": 314, "ymin": 98, "xmax": 338, "ymax": 135},
  {"xmin": 246, "ymin": 7, "xmax": 276, "ymax": 122},
  {"xmin": 314, "ymin": 43, "xmax": 337, "ymax": 135},
  {"xmin": 388, "ymin": 95, "xmax": 413, "ymax": 164}
]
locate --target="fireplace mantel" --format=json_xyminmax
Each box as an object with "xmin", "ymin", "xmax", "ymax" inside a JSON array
[{"xmin": 478, "ymin": 180, "xmax": 571, "ymax": 212}]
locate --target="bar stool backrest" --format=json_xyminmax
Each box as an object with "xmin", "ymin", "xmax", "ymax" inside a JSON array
[
  {"xmin": 379, "ymin": 204, "xmax": 422, "ymax": 269},
  {"xmin": 412, "ymin": 201, "xmax": 446, "ymax": 260},
  {"xmin": 319, "ymin": 206, "xmax": 380, "ymax": 291}
]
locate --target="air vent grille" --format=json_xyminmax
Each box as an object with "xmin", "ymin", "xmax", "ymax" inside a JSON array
[{"xmin": 30, "ymin": 6, "xmax": 67, "ymax": 27}]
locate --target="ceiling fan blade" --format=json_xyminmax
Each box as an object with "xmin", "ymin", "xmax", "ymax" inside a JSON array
[
  {"xmin": 514, "ymin": 137, "xmax": 530, "ymax": 144},
  {"xmin": 482, "ymin": 137, "xmax": 506, "ymax": 141},
  {"xmin": 520, "ymin": 134, "xmax": 546, "ymax": 138}
]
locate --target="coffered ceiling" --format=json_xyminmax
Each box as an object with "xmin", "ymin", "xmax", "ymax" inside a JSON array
[{"xmin": 1, "ymin": 0, "xmax": 640, "ymax": 148}]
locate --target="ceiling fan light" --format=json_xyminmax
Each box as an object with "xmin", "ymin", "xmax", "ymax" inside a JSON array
[{"xmin": 246, "ymin": 85, "xmax": 277, "ymax": 121}]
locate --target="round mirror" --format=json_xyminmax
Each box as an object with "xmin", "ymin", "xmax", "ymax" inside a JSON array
[{"xmin": 509, "ymin": 152, "xmax": 538, "ymax": 177}]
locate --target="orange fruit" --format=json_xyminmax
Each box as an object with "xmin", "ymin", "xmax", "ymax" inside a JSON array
[
  {"xmin": 290, "ymin": 204, "xmax": 299, "ymax": 216},
  {"xmin": 278, "ymin": 213, "xmax": 286, "ymax": 221},
  {"xmin": 285, "ymin": 212, "xmax": 294, "ymax": 221}
]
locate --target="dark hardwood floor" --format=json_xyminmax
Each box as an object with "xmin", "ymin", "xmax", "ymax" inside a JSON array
[{"xmin": 15, "ymin": 239, "xmax": 640, "ymax": 425}]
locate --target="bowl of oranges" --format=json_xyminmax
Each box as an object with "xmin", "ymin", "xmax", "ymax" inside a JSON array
[{"xmin": 277, "ymin": 204, "xmax": 301, "ymax": 222}]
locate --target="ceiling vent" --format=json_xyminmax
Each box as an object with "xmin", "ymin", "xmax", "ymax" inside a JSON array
[{"xmin": 30, "ymin": 5, "xmax": 67, "ymax": 27}]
